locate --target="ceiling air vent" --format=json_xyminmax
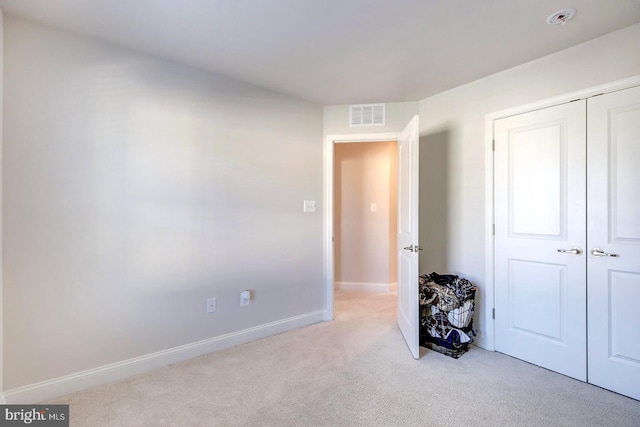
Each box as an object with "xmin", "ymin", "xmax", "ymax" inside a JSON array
[{"xmin": 350, "ymin": 103, "xmax": 385, "ymax": 127}]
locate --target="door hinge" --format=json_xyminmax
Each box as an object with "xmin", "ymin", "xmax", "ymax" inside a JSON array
[
  {"xmin": 492, "ymin": 308, "xmax": 495, "ymax": 319},
  {"xmin": 492, "ymin": 140, "xmax": 495, "ymax": 151},
  {"xmin": 493, "ymin": 224, "xmax": 495, "ymax": 235}
]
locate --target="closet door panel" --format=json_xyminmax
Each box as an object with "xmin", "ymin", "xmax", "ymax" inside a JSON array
[
  {"xmin": 494, "ymin": 101, "xmax": 587, "ymax": 381},
  {"xmin": 587, "ymin": 85, "xmax": 640, "ymax": 401}
]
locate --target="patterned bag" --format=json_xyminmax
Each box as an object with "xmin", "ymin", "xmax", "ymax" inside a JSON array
[{"xmin": 418, "ymin": 272, "xmax": 477, "ymax": 358}]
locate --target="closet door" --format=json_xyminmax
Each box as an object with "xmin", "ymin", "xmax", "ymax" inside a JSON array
[
  {"xmin": 587, "ymin": 86, "xmax": 640, "ymax": 400},
  {"xmin": 494, "ymin": 101, "xmax": 587, "ymax": 381}
]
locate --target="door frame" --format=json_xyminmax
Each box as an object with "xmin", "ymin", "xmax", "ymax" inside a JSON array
[
  {"xmin": 323, "ymin": 132, "xmax": 401, "ymax": 321},
  {"xmin": 484, "ymin": 74, "xmax": 640, "ymax": 351}
]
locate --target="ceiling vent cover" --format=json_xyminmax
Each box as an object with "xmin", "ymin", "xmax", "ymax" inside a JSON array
[{"xmin": 350, "ymin": 103, "xmax": 385, "ymax": 127}]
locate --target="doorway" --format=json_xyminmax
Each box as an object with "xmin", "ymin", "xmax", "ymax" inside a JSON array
[
  {"xmin": 324, "ymin": 115, "xmax": 421, "ymax": 359},
  {"xmin": 332, "ymin": 141, "xmax": 398, "ymax": 324},
  {"xmin": 323, "ymin": 132, "xmax": 402, "ymax": 322},
  {"xmin": 333, "ymin": 141, "xmax": 398, "ymax": 297}
]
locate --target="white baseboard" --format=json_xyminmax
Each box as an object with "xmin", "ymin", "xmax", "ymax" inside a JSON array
[
  {"xmin": 4, "ymin": 310, "xmax": 324, "ymax": 404},
  {"xmin": 335, "ymin": 281, "xmax": 397, "ymax": 292},
  {"xmin": 473, "ymin": 332, "xmax": 491, "ymax": 351}
]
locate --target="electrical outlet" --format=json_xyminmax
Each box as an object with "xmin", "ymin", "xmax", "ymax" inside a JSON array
[
  {"xmin": 240, "ymin": 290, "xmax": 251, "ymax": 307},
  {"xmin": 206, "ymin": 297, "xmax": 217, "ymax": 313},
  {"xmin": 303, "ymin": 200, "xmax": 316, "ymax": 213}
]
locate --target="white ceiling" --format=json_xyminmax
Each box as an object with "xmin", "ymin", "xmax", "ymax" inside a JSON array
[{"xmin": 1, "ymin": 0, "xmax": 639, "ymax": 105}]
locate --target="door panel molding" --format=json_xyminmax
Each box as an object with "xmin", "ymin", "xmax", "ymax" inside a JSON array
[
  {"xmin": 508, "ymin": 120, "xmax": 568, "ymax": 239},
  {"xmin": 608, "ymin": 105, "xmax": 640, "ymax": 243},
  {"xmin": 508, "ymin": 259, "xmax": 566, "ymax": 342}
]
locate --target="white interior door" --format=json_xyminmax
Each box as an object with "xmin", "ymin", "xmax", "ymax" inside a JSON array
[
  {"xmin": 397, "ymin": 115, "xmax": 420, "ymax": 359},
  {"xmin": 494, "ymin": 101, "xmax": 587, "ymax": 381},
  {"xmin": 587, "ymin": 86, "xmax": 640, "ymax": 400}
]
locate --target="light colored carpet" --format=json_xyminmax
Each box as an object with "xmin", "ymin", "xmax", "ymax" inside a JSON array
[{"xmin": 50, "ymin": 290, "xmax": 640, "ymax": 426}]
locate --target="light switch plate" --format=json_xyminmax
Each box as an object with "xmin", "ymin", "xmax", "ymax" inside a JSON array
[
  {"xmin": 303, "ymin": 200, "xmax": 316, "ymax": 213},
  {"xmin": 371, "ymin": 203, "xmax": 377, "ymax": 212}
]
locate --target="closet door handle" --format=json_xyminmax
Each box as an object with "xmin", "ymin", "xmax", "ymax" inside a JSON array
[
  {"xmin": 557, "ymin": 247, "xmax": 583, "ymax": 256},
  {"xmin": 590, "ymin": 248, "xmax": 619, "ymax": 258}
]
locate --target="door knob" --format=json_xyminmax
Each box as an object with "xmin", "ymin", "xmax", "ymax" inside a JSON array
[
  {"xmin": 590, "ymin": 248, "xmax": 619, "ymax": 258},
  {"xmin": 403, "ymin": 245, "xmax": 424, "ymax": 253},
  {"xmin": 557, "ymin": 247, "xmax": 583, "ymax": 256}
]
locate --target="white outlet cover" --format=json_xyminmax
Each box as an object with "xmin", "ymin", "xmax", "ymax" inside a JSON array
[
  {"xmin": 206, "ymin": 297, "xmax": 217, "ymax": 313},
  {"xmin": 240, "ymin": 290, "xmax": 251, "ymax": 307},
  {"xmin": 303, "ymin": 200, "xmax": 316, "ymax": 213}
]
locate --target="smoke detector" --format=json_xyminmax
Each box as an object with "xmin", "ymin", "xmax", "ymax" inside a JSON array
[{"xmin": 547, "ymin": 8, "xmax": 577, "ymax": 25}]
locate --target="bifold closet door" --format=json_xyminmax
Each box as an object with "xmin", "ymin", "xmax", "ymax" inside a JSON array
[
  {"xmin": 587, "ymin": 86, "xmax": 640, "ymax": 401},
  {"xmin": 494, "ymin": 101, "xmax": 587, "ymax": 381}
]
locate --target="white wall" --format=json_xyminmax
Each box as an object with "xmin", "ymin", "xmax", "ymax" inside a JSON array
[
  {"xmin": 418, "ymin": 23, "xmax": 640, "ymax": 349},
  {"xmin": 3, "ymin": 15, "xmax": 323, "ymax": 397},
  {"xmin": 334, "ymin": 141, "xmax": 397, "ymax": 291}
]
